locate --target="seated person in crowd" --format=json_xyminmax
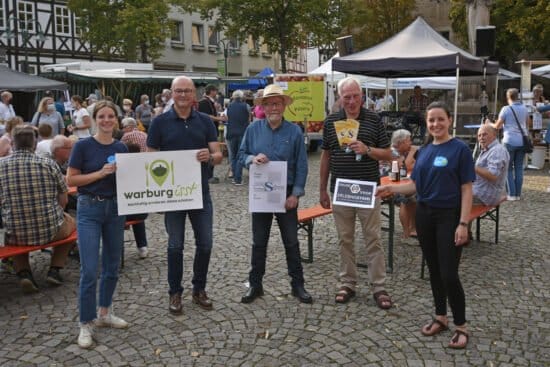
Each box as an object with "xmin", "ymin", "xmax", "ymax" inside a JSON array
[
  {"xmin": 51, "ymin": 135, "xmax": 77, "ymax": 212},
  {"xmin": 0, "ymin": 126, "xmax": 76, "ymax": 293},
  {"xmin": 390, "ymin": 129, "xmax": 418, "ymax": 238},
  {"xmin": 473, "ymin": 124, "xmax": 509, "ymax": 206}
]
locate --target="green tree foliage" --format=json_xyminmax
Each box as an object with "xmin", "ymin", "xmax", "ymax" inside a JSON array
[
  {"xmin": 449, "ymin": 0, "xmax": 468, "ymax": 50},
  {"xmin": 68, "ymin": 0, "xmax": 171, "ymax": 62},
  {"xmin": 185, "ymin": 0, "xmax": 338, "ymax": 73},
  {"xmin": 449, "ymin": 0, "xmax": 550, "ymax": 68},
  {"xmin": 340, "ymin": 0, "xmax": 417, "ymax": 51}
]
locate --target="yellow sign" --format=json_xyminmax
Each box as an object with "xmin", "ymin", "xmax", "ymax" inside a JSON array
[
  {"xmin": 333, "ymin": 119, "xmax": 360, "ymax": 147},
  {"xmin": 274, "ymin": 75, "xmax": 325, "ymax": 131}
]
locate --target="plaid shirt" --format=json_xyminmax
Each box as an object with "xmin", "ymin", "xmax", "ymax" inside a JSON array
[
  {"xmin": 121, "ymin": 129, "xmax": 148, "ymax": 152},
  {"xmin": 473, "ymin": 140, "xmax": 509, "ymax": 206},
  {"xmin": 0, "ymin": 150, "xmax": 67, "ymax": 245},
  {"xmin": 408, "ymin": 94, "xmax": 429, "ymax": 112}
]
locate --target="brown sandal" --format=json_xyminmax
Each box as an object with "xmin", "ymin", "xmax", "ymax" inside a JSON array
[
  {"xmin": 335, "ymin": 286, "xmax": 356, "ymax": 304},
  {"xmin": 373, "ymin": 290, "xmax": 392, "ymax": 309},
  {"xmin": 448, "ymin": 329, "xmax": 469, "ymax": 349},
  {"xmin": 421, "ymin": 319, "xmax": 448, "ymax": 336}
]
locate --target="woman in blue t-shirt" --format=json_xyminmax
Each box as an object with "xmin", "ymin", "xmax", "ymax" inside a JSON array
[
  {"xmin": 378, "ymin": 102, "xmax": 475, "ymax": 349},
  {"xmin": 67, "ymin": 100, "xmax": 129, "ymax": 349}
]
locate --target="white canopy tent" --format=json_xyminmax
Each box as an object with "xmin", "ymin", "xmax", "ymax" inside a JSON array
[
  {"xmin": 332, "ymin": 17, "xmax": 501, "ymax": 134},
  {"xmin": 532, "ymin": 64, "xmax": 550, "ymax": 79}
]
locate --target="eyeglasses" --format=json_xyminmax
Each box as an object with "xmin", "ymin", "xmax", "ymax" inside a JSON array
[
  {"xmin": 263, "ymin": 102, "xmax": 284, "ymax": 109},
  {"xmin": 172, "ymin": 88, "xmax": 195, "ymax": 95}
]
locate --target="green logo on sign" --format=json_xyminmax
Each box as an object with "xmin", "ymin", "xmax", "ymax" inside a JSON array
[{"xmin": 146, "ymin": 159, "xmax": 174, "ymax": 187}]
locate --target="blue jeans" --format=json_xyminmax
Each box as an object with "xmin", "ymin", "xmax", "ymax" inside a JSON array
[
  {"xmin": 249, "ymin": 207, "xmax": 305, "ymax": 289},
  {"xmin": 228, "ymin": 135, "xmax": 244, "ymax": 182},
  {"xmin": 126, "ymin": 213, "xmax": 148, "ymax": 248},
  {"xmin": 504, "ymin": 144, "xmax": 526, "ymax": 197},
  {"xmin": 77, "ymin": 195, "xmax": 126, "ymax": 323},
  {"xmin": 164, "ymin": 194, "xmax": 213, "ymax": 295}
]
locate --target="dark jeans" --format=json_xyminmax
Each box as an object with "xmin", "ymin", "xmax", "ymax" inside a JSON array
[
  {"xmin": 416, "ymin": 202, "xmax": 466, "ymax": 326},
  {"xmin": 126, "ymin": 213, "xmax": 148, "ymax": 248},
  {"xmin": 403, "ymin": 112, "xmax": 426, "ymax": 141},
  {"xmin": 164, "ymin": 194, "xmax": 213, "ymax": 295},
  {"xmin": 249, "ymin": 207, "xmax": 305, "ymax": 289},
  {"xmin": 227, "ymin": 135, "xmax": 244, "ymax": 182}
]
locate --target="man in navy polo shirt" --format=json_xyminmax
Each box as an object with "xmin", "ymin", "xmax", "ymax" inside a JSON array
[{"xmin": 147, "ymin": 76, "xmax": 222, "ymax": 315}]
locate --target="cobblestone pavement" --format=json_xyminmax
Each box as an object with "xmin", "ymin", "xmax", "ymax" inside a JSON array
[{"xmin": 0, "ymin": 151, "xmax": 548, "ymax": 366}]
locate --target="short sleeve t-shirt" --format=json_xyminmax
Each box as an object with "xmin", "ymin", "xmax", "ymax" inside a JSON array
[
  {"xmin": 69, "ymin": 137, "xmax": 128, "ymax": 197},
  {"xmin": 411, "ymin": 138, "xmax": 475, "ymax": 208},
  {"xmin": 73, "ymin": 108, "xmax": 92, "ymax": 139}
]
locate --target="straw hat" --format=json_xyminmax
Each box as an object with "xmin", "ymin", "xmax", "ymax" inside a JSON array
[{"xmin": 254, "ymin": 84, "xmax": 293, "ymax": 106}]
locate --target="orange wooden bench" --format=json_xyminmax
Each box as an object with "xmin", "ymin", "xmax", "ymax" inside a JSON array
[
  {"xmin": 297, "ymin": 204, "xmax": 333, "ymax": 263},
  {"xmin": 0, "ymin": 230, "xmax": 78, "ymax": 260},
  {"xmin": 420, "ymin": 198, "xmax": 506, "ymax": 279}
]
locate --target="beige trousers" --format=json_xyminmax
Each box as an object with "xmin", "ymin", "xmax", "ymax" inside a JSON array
[{"xmin": 332, "ymin": 199, "xmax": 386, "ymax": 294}]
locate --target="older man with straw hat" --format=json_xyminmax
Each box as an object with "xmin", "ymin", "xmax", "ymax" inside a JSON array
[{"xmin": 238, "ymin": 84, "xmax": 312, "ymax": 304}]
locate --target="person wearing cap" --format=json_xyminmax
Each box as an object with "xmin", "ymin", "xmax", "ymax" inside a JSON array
[
  {"xmin": 238, "ymin": 84, "xmax": 312, "ymax": 304},
  {"xmin": 147, "ymin": 76, "xmax": 223, "ymax": 315},
  {"xmin": 320, "ymin": 76, "xmax": 394, "ymax": 308}
]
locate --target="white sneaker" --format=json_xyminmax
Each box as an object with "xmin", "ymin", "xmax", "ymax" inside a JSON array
[
  {"xmin": 506, "ymin": 196, "xmax": 518, "ymax": 201},
  {"xmin": 96, "ymin": 310, "xmax": 129, "ymax": 329},
  {"xmin": 78, "ymin": 322, "xmax": 94, "ymax": 349},
  {"xmin": 138, "ymin": 246, "xmax": 148, "ymax": 259}
]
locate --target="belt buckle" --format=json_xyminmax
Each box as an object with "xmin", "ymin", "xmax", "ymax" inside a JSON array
[{"xmin": 95, "ymin": 195, "xmax": 105, "ymax": 201}]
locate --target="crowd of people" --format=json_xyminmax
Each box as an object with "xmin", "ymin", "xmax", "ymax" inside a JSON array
[{"xmin": 0, "ymin": 74, "xmax": 547, "ymax": 352}]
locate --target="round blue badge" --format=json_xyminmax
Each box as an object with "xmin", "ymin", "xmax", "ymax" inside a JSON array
[
  {"xmin": 107, "ymin": 155, "xmax": 116, "ymax": 164},
  {"xmin": 433, "ymin": 156, "xmax": 448, "ymax": 167}
]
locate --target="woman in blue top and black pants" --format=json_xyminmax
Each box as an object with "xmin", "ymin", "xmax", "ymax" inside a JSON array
[
  {"xmin": 378, "ymin": 102, "xmax": 475, "ymax": 349},
  {"xmin": 67, "ymin": 100, "xmax": 129, "ymax": 349}
]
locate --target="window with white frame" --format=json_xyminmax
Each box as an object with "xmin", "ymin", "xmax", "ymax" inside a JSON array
[
  {"xmin": 192, "ymin": 24, "xmax": 203, "ymax": 46},
  {"xmin": 73, "ymin": 16, "xmax": 84, "ymax": 37},
  {"xmin": 54, "ymin": 6, "xmax": 70, "ymax": 35},
  {"xmin": 17, "ymin": 1, "xmax": 35, "ymax": 32},
  {"xmin": 170, "ymin": 20, "xmax": 183, "ymax": 43}
]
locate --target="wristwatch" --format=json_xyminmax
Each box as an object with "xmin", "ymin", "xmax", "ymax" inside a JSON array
[
  {"xmin": 365, "ymin": 145, "xmax": 372, "ymax": 154},
  {"xmin": 459, "ymin": 221, "xmax": 468, "ymax": 227}
]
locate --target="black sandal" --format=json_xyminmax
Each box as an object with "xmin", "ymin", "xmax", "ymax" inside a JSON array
[{"xmin": 421, "ymin": 318, "xmax": 448, "ymax": 336}]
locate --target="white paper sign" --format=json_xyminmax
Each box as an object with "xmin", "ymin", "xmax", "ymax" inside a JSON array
[
  {"xmin": 333, "ymin": 178, "xmax": 377, "ymax": 209},
  {"xmin": 249, "ymin": 161, "xmax": 287, "ymax": 213},
  {"xmin": 115, "ymin": 150, "xmax": 203, "ymax": 215}
]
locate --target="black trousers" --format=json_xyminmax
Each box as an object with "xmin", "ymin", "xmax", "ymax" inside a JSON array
[
  {"xmin": 249, "ymin": 207, "xmax": 305, "ymax": 289},
  {"xmin": 416, "ymin": 202, "xmax": 466, "ymax": 326}
]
